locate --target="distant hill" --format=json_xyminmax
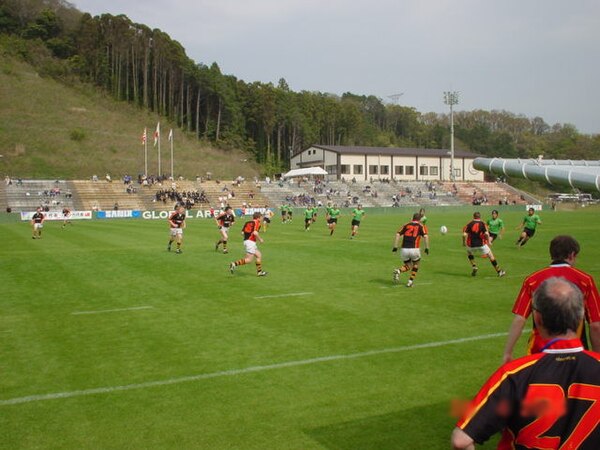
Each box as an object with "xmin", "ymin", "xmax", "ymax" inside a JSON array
[{"xmin": 0, "ymin": 55, "xmax": 260, "ymax": 180}]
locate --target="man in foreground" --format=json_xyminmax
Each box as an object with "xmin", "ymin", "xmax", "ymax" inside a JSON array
[
  {"xmin": 452, "ymin": 277, "xmax": 600, "ymax": 449},
  {"xmin": 229, "ymin": 212, "xmax": 267, "ymax": 277},
  {"xmin": 503, "ymin": 235, "xmax": 600, "ymax": 363}
]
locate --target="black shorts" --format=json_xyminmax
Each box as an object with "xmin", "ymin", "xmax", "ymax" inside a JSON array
[
  {"xmin": 263, "ymin": 218, "xmax": 271, "ymax": 224},
  {"xmin": 305, "ymin": 218, "xmax": 312, "ymax": 224},
  {"xmin": 351, "ymin": 220, "xmax": 361, "ymax": 227},
  {"xmin": 489, "ymin": 232, "xmax": 498, "ymax": 240},
  {"xmin": 524, "ymin": 228, "xmax": 535, "ymax": 238},
  {"xmin": 327, "ymin": 218, "xmax": 337, "ymax": 224}
]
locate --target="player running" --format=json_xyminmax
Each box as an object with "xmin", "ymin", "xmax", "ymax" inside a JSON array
[
  {"xmin": 62, "ymin": 207, "xmax": 72, "ymax": 228},
  {"xmin": 280, "ymin": 204, "xmax": 288, "ymax": 223},
  {"xmin": 31, "ymin": 207, "xmax": 45, "ymax": 239},
  {"xmin": 350, "ymin": 204, "xmax": 365, "ymax": 239},
  {"xmin": 392, "ymin": 213, "xmax": 430, "ymax": 287},
  {"xmin": 262, "ymin": 206, "xmax": 274, "ymax": 232},
  {"xmin": 304, "ymin": 206, "xmax": 314, "ymax": 231},
  {"xmin": 167, "ymin": 205, "xmax": 186, "ymax": 254},
  {"xmin": 229, "ymin": 212, "xmax": 267, "ymax": 277},
  {"xmin": 326, "ymin": 204, "xmax": 341, "ymax": 236},
  {"xmin": 486, "ymin": 209, "xmax": 504, "ymax": 243},
  {"xmin": 516, "ymin": 207, "xmax": 542, "ymax": 247},
  {"xmin": 214, "ymin": 206, "xmax": 235, "ymax": 254},
  {"xmin": 463, "ymin": 212, "xmax": 505, "ymax": 277}
]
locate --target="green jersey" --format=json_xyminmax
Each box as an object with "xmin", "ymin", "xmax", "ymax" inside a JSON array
[
  {"xmin": 420, "ymin": 215, "xmax": 428, "ymax": 224},
  {"xmin": 329, "ymin": 208, "xmax": 341, "ymax": 219},
  {"xmin": 304, "ymin": 208, "xmax": 314, "ymax": 219},
  {"xmin": 487, "ymin": 217, "xmax": 504, "ymax": 234},
  {"xmin": 523, "ymin": 214, "xmax": 541, "ymax": 230},
  {"xmin": 352, "ymin": 208, "xmax": 365, "ymax": 222}
]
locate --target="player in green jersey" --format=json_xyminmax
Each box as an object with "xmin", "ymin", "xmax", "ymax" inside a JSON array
[
  {"xmin": 304, "ymin": 206, "xmax": 314, "ymax": 231},
  {"xmin": 280, "ymin": 204, "xmax": 288, "ymax": 223},
  {"xmin": 516, "ymin": 207, "xmax": 542, "ymax": 247},
  {"xmin": 419, "ymin": 208, "xmax": 427, "ymax": 225},
  {"xmin": 327, "ymin": 204, "xmax": 341, "ymax": 236},
  {"xmin": 486, "ymin": 209, "xmax": 505, "ymax": 243},
  {"xmin": 350, "ymin": 204, "xmax": 366, "ymax": 238}
]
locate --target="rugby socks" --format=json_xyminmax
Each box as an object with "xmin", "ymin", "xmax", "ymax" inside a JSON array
[
  {"xmin": 399, "ymin": 264, "xmax": 410, "ymax": 273},
  {"xmin": 468, "ymin": 254, "xmax": 476, "ymax": 267},
  {"xmin": 490, "ymin": 258, "xmax": 501, "ymax": 273},
  {"xmin": 256, "ymin": 262, "xmax": 263, "ymax": 274},
  {"xmin": 234, "ymin": 259, "xmax": 246, "ymax": 266},
  {"xmin": 409, "ymin": 263, "xmax": 419, "ymax": 282},
  {"xmin": 223, "ymin": 240, "xmax": 227, "ymax": 251}
]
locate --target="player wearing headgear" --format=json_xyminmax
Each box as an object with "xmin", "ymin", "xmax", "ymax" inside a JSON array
[
  {"xmin": 167, "ymin": 204, "xmax": 186, "ymax": 254},
  {"xmin": 463, "ymin": 211, "xmax": 505, "ymax": 277},
  {"xmin": 214, "ymin": 206, "xmax": 235, "ymax": 254},
  {"xmin": 229, "ymin": 212, "xmax": 267, "ymax": 276},
  {"xmin": 392, "ymin": 212, "xmax": 430, "ymax": 287}
]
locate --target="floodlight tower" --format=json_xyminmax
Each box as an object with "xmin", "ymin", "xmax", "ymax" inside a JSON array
[
  {"xmin": 387, "ymin": 93, "xmax": 404, "ymax": 105},
  {"xmin": 443, "ymin": 91, "xmax": 459, "ymax": 181}
]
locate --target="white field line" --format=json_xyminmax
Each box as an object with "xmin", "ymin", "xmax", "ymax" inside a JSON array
[
  {"xmin": 253, "ymin": 292, "xmax": 314, "ymax": 299},
  {"xmin": 0, "ymin": 331, "xmax": 508, "ymax": 406},
  {"xmin": 71, "ymin": 306, "xmax": 154, "ymax": 316}
]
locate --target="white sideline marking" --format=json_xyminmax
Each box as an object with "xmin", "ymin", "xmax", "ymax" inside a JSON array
[
  {"xmin": 0, "ymin": 332, "xmax": 507, "ymax": 406},
  {"xmin": 71, "ymin": 306, "xmax": 154, "ymax": 316},
  {"xmin": 254, "ymin": 292, "xmax": 313, "ymax": 299}
]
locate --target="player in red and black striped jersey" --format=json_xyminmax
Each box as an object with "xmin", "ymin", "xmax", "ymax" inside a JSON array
[
  {"xmin": 503, "ymin": 235, "xmax": 600, "ymax": 363},
  {"xmin": 167, "ymin": 205, "xmax": 186, "ymax": 254},
  {"xmin": 62, "ymin": 207, "xmax": 72, "ymax": 228},
  {"xmin": 462, "ymin": 211, "xmax": 505, "ymax": 277},
  {"xmin": 452, "ymin": 277, "xmax": 600, "ymax": 450},
  {"xmin": 31, "ymin": 207, "xmax": 45, "ymax": 239},
  {"xmin": 392, "ymin": 213, "xmax": 430, "ymax": 287},
  {"xmin": 214, "ymin": 206, "xmax": 235, "ymax": 254},
  {"xmin": 229, "ymin": 212, "xmax": 267, "ymax": 276}
]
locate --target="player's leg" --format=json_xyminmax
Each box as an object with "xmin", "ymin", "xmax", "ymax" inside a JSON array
[
  {"xmin": 407, "ymin": 258, "xmax": 420, "ymax": 287},
  {"xmin": 254, "ymin": 249, "xmax": 267, "ymax": 276},
  {"xmin": 467, "ymin": 249, "xmax": 478, "ymax": 276},
  {"xmin": 485, "ymin": 248, "xmax": 504, "ymax": 276},
  {"xmin": 168, "ymin": 230, "xmax": 175, "ymax": 251},
  {"xmin": 175, "ymin": 230, "xmax": 183, "ymax": 253}
]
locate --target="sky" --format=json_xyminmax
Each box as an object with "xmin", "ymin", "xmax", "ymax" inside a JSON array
[{"xmin": 71, "ymin": 0, "xmax": 600, "ymax": 134}]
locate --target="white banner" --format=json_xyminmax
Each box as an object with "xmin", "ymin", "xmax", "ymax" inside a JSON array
[{"xmin": 20, "ymin": 211, "xmax": 92, "ymax": 221}]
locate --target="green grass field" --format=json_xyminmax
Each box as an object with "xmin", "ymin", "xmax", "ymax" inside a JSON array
[{"xmin": 1, "ymin": 206, "xmax": 599, "ymax": 449}]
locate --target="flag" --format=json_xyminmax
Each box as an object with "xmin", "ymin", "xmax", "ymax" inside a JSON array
[
  {"xmin": 168, "ymin": 129, "xmax": 173, "ymax": 142},
  {"xmin": 153, "ymin": 122, "xmax": 160, "ymax": 146},
  {"xmin": 142, "ymin": 127, "xmax": 147, "ymax": 144}
]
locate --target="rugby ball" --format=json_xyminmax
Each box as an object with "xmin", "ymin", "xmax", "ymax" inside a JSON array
[{"xmin": 440, "ymin": 225, "xmax": 448, "ymax": 235}]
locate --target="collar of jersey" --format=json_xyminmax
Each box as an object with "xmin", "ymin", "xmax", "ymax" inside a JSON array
[{"xmin": 542, "ymin": 338, "xmax": 584, "ymax": 353}]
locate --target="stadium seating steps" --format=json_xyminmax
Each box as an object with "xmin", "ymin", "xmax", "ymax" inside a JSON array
[{"xmin": 2, "ymin": 180, "xmax": 528, "ymax": 213}]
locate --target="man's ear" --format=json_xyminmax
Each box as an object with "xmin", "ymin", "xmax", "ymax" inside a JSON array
[{"xmin": 533, "ymin": 309, "xmax": 543, "ymax": 330}]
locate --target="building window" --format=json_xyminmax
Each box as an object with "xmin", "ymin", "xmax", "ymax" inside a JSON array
[
  {"xmin": 454, "ymin": 168, "xmax": 461, "ymax": 179},
  {"xmin": 380, "ymin": 165, "xmax": 389, "ymax": 175},
  {"xmin": 369, "ymin": 165, "xmax": 379, "ymax": 175},
  {"xmin": 326, "ymin": 165, "xmax": 337, "ymax": 174},
  {"xmin": 353, "ymin": 165, "xmax": 363, "ymax": 175},
  {"xmin": 340, "ymin": 165, "xmax": 350, "ymax": 175},
  {"xmin": 405, "ymin": 166, "xmax": 414, "ymax": 175},
  {"xmin": 394, "ymin": 166, "xmax": 404, "ymax": 175},
  {"xmin": 430, "ymin": 166, "xmax": 439, "ymax": 176},
  {"xmin": 419, "ymin": 166, "xmax": 428, "ymax": 176}
]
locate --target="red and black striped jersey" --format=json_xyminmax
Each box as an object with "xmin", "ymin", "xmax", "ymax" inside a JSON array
[
  {"xmin": 31, "ymin": 212, "xmax": 45, "ymax": 223},
  {"xmin": 513, "ymin": 263, "xmax": 600, "ymax": 353},
  {"xmin": 168, "ymin": 211, "xmax": 186, "ymax": 228},
  {"xmin": 457, "ymin": 339, "xmax": 600, "ymax": 449},
  {"xmin": 242, "ymin": 219, "xmax": 261, "ymax": 241},
  {"xmin": 216, "ymin": 212, "xmax": 235, "ymax": 228},
  {"xmin": 397, "ymin": 221, "xmax": 427, "ymax": 249},
  {"xmin": 463, "ymin": 219, "xmax": 489, "ymax": 247}
]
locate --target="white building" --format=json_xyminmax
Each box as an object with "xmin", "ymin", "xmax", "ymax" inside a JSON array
[{"xmin": 290, "ymin": 145, "xmax": 484, "ymax": 182}]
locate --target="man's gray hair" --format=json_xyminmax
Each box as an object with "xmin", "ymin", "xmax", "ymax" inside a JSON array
[{"xmin": 532, "ymin": 277, "xmax": 584, "ymax": 336}]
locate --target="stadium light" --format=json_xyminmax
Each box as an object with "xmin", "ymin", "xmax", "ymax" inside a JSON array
[{"xmin": 443, "ymin": 91, "xmax": 459, "ymax": 182}]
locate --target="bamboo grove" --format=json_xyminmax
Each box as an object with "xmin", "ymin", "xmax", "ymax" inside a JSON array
[{"xmin": 1, "ymin": 0, "xmax": 599, "ymax": 173}]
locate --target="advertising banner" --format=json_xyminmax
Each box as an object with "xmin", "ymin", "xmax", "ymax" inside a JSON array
[{"xmin": 20, "ymin": 211, "xmax": 92, "ymax": 221}]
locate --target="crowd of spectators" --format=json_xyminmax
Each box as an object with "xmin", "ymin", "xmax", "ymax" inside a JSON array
[{"xmin": 154, "ymin": 188, "xmax": 208, "ymax": 209}]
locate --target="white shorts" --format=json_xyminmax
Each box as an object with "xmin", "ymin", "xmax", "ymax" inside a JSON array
[
  {"xmin": 467, "ymin": 245, "xmax": 491, "ymax": 256},
  {"xmin": 34, "ymin": 223, "xmax": 43, "ymax": 230},
  {"xmin": 400, "ymin": 248, "xmax": 421, "ymax": 262},
  {"xmin": 170, "ymin": 228, "xmax": 183, "ymax": 237},
  {"xmin": 244, "ymin": 240, "xmax": 258, "ymax": 255},
  {"xmin": 219, "ymin": 227, "xmax": 229, "ymax": 239}
]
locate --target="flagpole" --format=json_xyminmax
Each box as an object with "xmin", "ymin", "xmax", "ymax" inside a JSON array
[
  {"xmin": 144, "ymin": 128, "xmax": 148, "ymax": 176},
  {"xmin": 157, "ymin": 123, "xmax": 161, "ymax": 177},
  {"xmin": 170, "ymin": 129, "xmax": 174, "ymax": 179}
]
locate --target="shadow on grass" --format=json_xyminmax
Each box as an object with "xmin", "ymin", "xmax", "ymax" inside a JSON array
[{"xmin": 305, "ymin": 402, "xmax": 455, "ymax": 450}]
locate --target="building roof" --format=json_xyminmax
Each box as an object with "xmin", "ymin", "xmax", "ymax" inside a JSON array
[{"xmin": 301, "ymin": 145, "xmax": 480, "ymax": 159}]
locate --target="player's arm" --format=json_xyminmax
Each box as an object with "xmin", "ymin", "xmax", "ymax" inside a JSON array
[
  {"xmin": 503, "ymin": 314, "xmax": 527, "ymax": 364},
  {"xmin": 462, "ymin": 231, "xmax": 467, "ymax": 247},
  {"xmin": 253, "ymin": 229, "xmax": 264, "ymax": 243},
  {"xmin": 392, "ymin": 232, "xmax": 401, "ymax": 251},
  {"xmin": 499, "ymin": 220, "xmax": 505, "ymax": 239},
  {"xmin": 423, "ymin": 234, "xmax": 430, "ymax": 254},
  {"xmin": 451, "ymin": 427, "xmax": 475, "ymax": 450}
]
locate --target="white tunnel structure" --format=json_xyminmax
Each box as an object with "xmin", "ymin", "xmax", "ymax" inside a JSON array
[{"xmin": 473, "ymin": 158, "xmax": 600, "ymax": 193}]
